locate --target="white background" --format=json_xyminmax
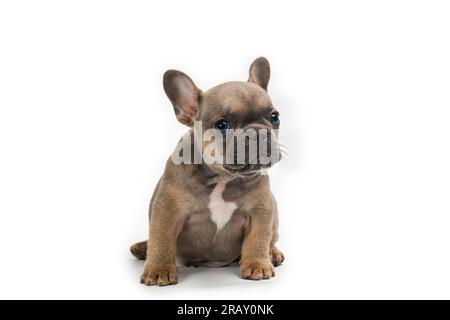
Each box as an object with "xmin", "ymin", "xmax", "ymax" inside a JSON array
[{"xmin": 1, "ymin": 1, "xmax": 449, "ymax": 299}]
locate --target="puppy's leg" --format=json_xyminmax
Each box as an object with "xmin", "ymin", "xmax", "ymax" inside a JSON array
[
  {"xmin": 269, "ymin": 197, "xmax": 284, "ymax": 267},
  {"xmin": 269, "ymin": 226, "xmax": 285, "ymax": 267},
  {"xmin": 270, "ymin": 245, "xmax": 285, "ymax": 267},
  {"xmin": 140, "ymin": 198, "xmax": 183, "ymax": 286},
  {"xmin": 130, "ymin": 240, "xmax": 147, "ymax": 260},
  {"xmin": 240, "ymin": 208, "xmax": 275, "ymax": 280}
]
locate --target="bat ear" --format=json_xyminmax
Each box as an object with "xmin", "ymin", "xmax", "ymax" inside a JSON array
[
  {"xmin": 248, "ymin": 57, "xmax": 270, "ymax": 91},
  {"xmin": 163, "ymin": 70, "xmax": 202, "ymax": 126}
]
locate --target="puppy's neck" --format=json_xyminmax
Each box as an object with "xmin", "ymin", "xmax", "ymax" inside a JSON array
[{"xmin": 193, "ymin": 162, "xmax": 221, "ymax": 187}]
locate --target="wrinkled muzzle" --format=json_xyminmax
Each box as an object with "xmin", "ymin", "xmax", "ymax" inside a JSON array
[{"xmin": 221, "ymin": 128, "xmax": 280, "ymax": 173}]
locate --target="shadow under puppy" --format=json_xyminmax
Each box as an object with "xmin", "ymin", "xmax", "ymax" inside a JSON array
[{"xmin": 131, "ymin": 57, "xmax": 284, "ymax": 286}]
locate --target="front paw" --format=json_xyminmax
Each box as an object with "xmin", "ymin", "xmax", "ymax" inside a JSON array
[
  {"xmin": 240, "ymin": 258, "xmax": 275, "ymax": 280},
  {"xmin": 140, "ymin": 264, "xmax": 178, "ymax": 286}
]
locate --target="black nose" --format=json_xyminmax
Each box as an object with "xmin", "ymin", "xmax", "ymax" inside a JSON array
[
  {"xmin": 244, "ymin": 129, "xmax": 272, "ymax": 163},
  {"xmin": 223, "ymin": 128, "xmax": 275, "ymax": 169},
  {"xmin": 244, "ymin": 129, "xmax": 270, "ymax": 144}
]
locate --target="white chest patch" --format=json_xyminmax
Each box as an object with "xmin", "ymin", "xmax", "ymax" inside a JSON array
[{"xmin": 208, "ymin": 180, "xmax": 237, "ymax": 231}]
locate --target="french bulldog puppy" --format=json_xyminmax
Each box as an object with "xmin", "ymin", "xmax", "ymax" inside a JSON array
[{"xmin": 130, "ymin": 57, "xmax": 284, "ymax": 286}]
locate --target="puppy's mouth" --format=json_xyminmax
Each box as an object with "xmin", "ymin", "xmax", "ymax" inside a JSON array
[{"xmin": 223, "ymin": 163, "xmax": 271, "ymax": 176}]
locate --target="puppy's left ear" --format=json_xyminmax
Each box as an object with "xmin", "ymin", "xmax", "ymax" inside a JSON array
[
  {"xmin": 248, "ymin": 57, "xmax": 270, "ymax": 91},
  {"xmin": 163, "ymin": 70, "xmax": 202, "ymax": 127}
]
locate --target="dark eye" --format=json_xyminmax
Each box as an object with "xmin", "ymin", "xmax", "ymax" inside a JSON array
[
  {"xmin": 270, "ymin": 112, "xmax": 280, "ymax": 126},
  {"xmin": 214, "ymin": 119, "xmax": 229, "ymax": 132}
]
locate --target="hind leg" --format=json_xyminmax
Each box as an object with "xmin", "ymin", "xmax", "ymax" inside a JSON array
[
  {"xmin": 270, "ymin": 245, "xmax": 285, "ymax": 267},
  {"xmin": 130, "ymin": 180, "xmax": 160, "ymax": 261},
  {"xmin": 130, "ymin": 240, "xmax": 147, "ymax": 260}
]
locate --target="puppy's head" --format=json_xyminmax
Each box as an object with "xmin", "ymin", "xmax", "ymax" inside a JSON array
[{"xmin": 164, "ymin": 57, "xmax": 281, "ymax": 177}]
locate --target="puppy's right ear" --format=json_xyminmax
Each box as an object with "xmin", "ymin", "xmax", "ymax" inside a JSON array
[
  {"xmin": 163, "ymin": 70, "xmax": 202, "ymax": 127},
  {"xmin": 248, "ymin": 57, "xmax": 270, "ymax": 91}
]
